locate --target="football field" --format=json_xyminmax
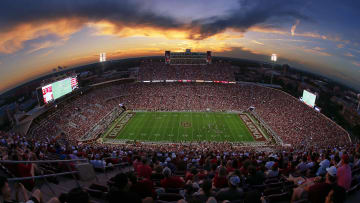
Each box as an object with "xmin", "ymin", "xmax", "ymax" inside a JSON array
[{"xmin": 103, "ymin": 112, "xmax": 262, "ymax": 143}]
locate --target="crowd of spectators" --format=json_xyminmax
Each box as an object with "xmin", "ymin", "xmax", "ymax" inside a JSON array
[
  {"xmin": 138, "ymin": 62, "xmax": 235, "ymax": 82},
  {"xmin": 29, "ymin": 88, "xmax": 120, "ymax": 144},
  {"xmin": 0, "ymin": 128, "xmax": 358, "ymax": 202}
]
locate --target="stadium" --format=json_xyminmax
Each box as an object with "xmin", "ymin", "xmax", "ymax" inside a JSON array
[
  {"xmin": 0, "ymin": 49, "xmax": 357, "ymax": 203},
  {"xmin": 28, "ymin": 51, "xmax": 350, "ymax": 148},
  {"xmin": 1, "ymin": 1, "xmax": 360, "ymax": 202}
]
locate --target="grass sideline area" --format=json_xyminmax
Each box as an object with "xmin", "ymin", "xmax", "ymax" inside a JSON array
[{"xmin": 102, "ymin": 111, "xmax": 266, "ymax": 143}]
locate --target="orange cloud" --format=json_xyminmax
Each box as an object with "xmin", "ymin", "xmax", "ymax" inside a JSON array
[
  {"xmin": 0, "ymin": 18, "xmax": 84, "ymax": 54},
  {"xmin": 313, "ymin": 47, "xmax": 325, "ymax": 51},
  {"xmin": 291, "ymin": 20, "xmax": 300, "ymax": 36},
  {"xmin": 344, "ymin": 52, "xmax": 354, "ymax": 57},
  {"xmin": 89, "ymin": 21, "xmax": 189, "ymax": 39},
  {"xmin": 249, "ymin": 26, "xmax": 288, "ymax": 35},
  {"xmin": 89, "ymin": 21, "xmax": 246, "ymax": 43},
  {"xmin": 353, "ymin": 61, "xmax": 360, "ymax": 67},
  {"xmin": 301, "ymin": 47, "xmax": 331, "ymax": 57}
]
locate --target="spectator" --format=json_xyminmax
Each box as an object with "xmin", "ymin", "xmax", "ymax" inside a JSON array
[
  {"xmin": 136, "ymin": 158, "xmax": 152, "ymax": 179},
  {"xmin": 325, "ymin": 185, "xmax": 346, "ymax": 203},
  {"xmin": 247, "ymin": 165, "xmax": 265, "ymax": 186},
  {"xmin": 192, "ymin": 179, "xmax": 214, "ymax": 202},
  {"xmin": 108, "ymin": 173, "xmax": 142, "ymax": 203},
  {"xmin": 160, "ymin": 167, "xmax": 185, "ymax": 189},
  {"xmin": 337, "ymin": 154, "xmax": 352, "ymax": 190},
  {"xmin": 213, "ymin": 166, "xmax": 228, "ymax": 189},
  {"xmin": 215, "ymin": 175, "xmax": 244, "ymax": 202},
  {"xmin": 317, "ymin": 154, "xmax": 331, "ymax": 176},
  {"xmin": 308, "ymin": 166, "xmax": 337, "ymax": 203},
  {"xmin": 266, "ymin": 163, "xmax": 279, "ymax": 178},
  {"xmin": 0, "ymin": 176, "xmax": 59, "ymax": 203}
]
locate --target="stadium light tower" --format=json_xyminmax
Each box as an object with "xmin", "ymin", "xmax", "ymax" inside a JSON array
[
  {"xmin": 100, "ymin": 53, "xmax": 106, "ymax": 62},
  {"xmin": 270, "ymin": 54, "xmax": 277, "ymax": 84},
  {"xmin": 271, "ymin": 54, "xmax": 277, "ymax": 62}
]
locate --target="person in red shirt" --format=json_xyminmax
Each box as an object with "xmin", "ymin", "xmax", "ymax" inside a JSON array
[
  {"xmin": 133, "ymin": 156, "xmax": 141, "ymax": 171},
  {"xmin": 160, "ymin": 167, "xmax": 185, "ymax": 189},
  {"xmin": 308, "ymin": 166, "xmax": 337, "ymax": 203},
  {"xmin": 213, "ymin": 166, "xmax": 228, "ymax": 189},
  {"xmin": 136, "ymin": 159, "xmax": 152, "ymax": 179},
  {"xmin": 337, "ymin": 154, "xmax": 352, "ymax": 190}
]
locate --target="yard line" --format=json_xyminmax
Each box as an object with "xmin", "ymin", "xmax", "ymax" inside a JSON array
[
  {"xmin": 141, "ymin": 112, "xmax": 153, "ymax": 141},
  {"xmin": 156, "ymin": 112, "xmax": 167, "ymax": 142},
  {"xmin": 149, "ymin": 112, "xmax": 161, "ymax": 142},
  {"xmin": 226, "ymin": 114, "xmax": 238, "ymax": 142},
  {"xmin": 177, "ymin": 113, "xmax": 181, "ymax": 143},
  {"xmin": 170, "ymin": 112, "xmax": 175, "ymax": 142},
  {"xmin": 209, "ymin": 112, "xmax": 219, "ymax": 142},
  {"xmin": 200, "ymin": 112, "xmax": 206, "ymax": 142},
  {"xmin": 132, "ymin": 112, "xmax": 147, "ymax": 141},
  {"xmin": 191, "ymin": 112, "xmax": 194, "ymax": 142}
]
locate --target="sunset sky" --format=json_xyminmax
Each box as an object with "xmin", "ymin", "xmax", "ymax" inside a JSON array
[{"xmin": 0, "ymin": 0, "xmax": 359, "ymax": 93}]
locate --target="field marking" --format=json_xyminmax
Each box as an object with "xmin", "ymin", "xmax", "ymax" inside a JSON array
[
  {"xmin": 177, "ymin": 113, "xmax": 180, "ymax": 142},
  {"xmin": 231, "ymin": 114, "xmax": 247, "ymax": 142},
  {"xmin": 238, "ymin": 114, "xmax": 266, "ymax": 142},
  {"xmin": 191, "ymin": 112, "xmax": 194, "ymax": 142},
  {"xmin": 133, "ymin": 112, "xmax": 148, "ymax": 141},
  {"xmin": 200, "ymin": 112, "xmax": 206, "ymax": 141},
  {"xmin": 156, "ymin": 112, "xmax": 166, "ymax": 142},
  {"xmin": 145, "ymin": 113, "xmax": 156, "ymax": 141},
  {"xmin": 225, "ymin": 114, "xmax": 237, "ymax": 142},
  {"xmin": 170, "ymin": 112, "xmax": 176, "ymax": 142},
  {"xmin": 209, "ymin": 113, "xmax": 219, "ymax": 141}
]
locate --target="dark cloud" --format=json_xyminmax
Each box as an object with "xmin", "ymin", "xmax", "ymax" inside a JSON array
[
  {"xmin": 0, "ymin": 0, "xmax": 182, "ymax": 31},
  {"xmin": 0, "ymin": 0, "xmax": 310, "ymax": 39},
  {"xmin": 189, "ymin": 0, "xmax": 311, "ymax": 39}
]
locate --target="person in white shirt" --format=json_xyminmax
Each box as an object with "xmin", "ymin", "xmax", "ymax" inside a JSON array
[{"xmin": 316, "ymin": 154, "xmax": 330, "ymax": 176}]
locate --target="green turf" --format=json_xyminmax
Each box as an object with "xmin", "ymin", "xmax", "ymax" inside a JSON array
[{"xmin": 105, "ymin": 112, "xmax": 255, "ymax": 142}]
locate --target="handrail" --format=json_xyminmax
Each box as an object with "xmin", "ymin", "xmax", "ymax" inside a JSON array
[
  {"xmin": 7, "ymin": 171, "xmax": 79, "ymax": 181},
  {"xmin": 104, "ymin": 162, "xmax": 126, "ymax": 168},
  {"xmin": 0, "ymin": 159, "xmax": 87, "ymax": 164}
]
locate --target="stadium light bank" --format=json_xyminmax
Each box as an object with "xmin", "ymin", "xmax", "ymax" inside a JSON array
[{"xmin": 270, "ymin": 54, "xmax": 277, "ymax": 84}]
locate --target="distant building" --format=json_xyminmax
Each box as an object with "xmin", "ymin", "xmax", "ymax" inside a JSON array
[{"xmin": 341, "ymin": 105, "xmax": 360, "ymax": 127}]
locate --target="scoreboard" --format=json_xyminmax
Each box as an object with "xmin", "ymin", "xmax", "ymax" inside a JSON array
[
  {"xmin": 38, "ymin": 76, "xmax": 79, "ymax": 105},
  {"xmin": 165, "ymin": 49, "xmax": 211, "ymax": 65},
  {"xmin": 301, "ymin": 90, "xmax": 317, "ymax": 108}
]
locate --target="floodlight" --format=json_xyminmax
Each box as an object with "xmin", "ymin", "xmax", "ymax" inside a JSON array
[
  {"xmin": 100, "ymin": 53, "xmax": 106, "ymax": 62},
  {"xmin": 271, "ymin": 54, "xmax": 277, "ymax": 62}
]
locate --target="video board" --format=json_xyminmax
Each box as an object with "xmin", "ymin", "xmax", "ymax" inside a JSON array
[{"xmin": 40, "ymin": 77, "xmax": 78, "ymax": 104}]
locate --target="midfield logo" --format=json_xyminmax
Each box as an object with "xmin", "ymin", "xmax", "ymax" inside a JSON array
[{"xmin": 181, "ymin": 121, "xmax": 192, "ymax": 128}]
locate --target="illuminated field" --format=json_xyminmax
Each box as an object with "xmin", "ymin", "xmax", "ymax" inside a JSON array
[{"xmin": 103, "ymin": 112, "xmax": 267, "ymax": 143}]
